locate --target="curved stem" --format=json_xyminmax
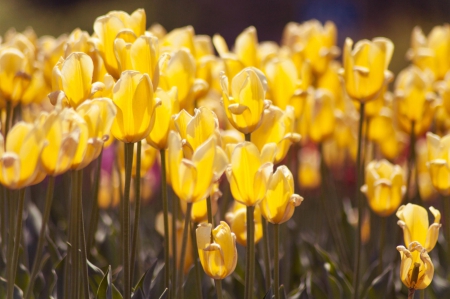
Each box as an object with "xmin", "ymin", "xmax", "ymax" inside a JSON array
[
  {"xmin": 131, "ymin": 141, "xmax": 142, "ymax": 285},
  {"xmin": 176, "ymin": 202, "xmax": 192, "ymax": 299},
  {"xmin": 123, "ymin": 142, "xmax": 134, "ymax": 299},
  {"xmin": 274, "ymin": 224, "xmax": 280, "ymax": 299},
  {"xmin": 353, "ymin": 102, "xmax": 365, "ymax": 299},
  {"xmin": 7, "ymin": 189, "xmax": 25, "ymax": 299},
  {"xmin": 87, "ymin": 148, "xmax": 103, "ymax": 255},
  {"xmin": 24, "ymin": 176, "xmax": 55, "ymax": 299},
  {"xmin": 261, "ymin": 218, "xmax": 271, "ymax": 290},
  {"xmin": 160, "ymin": 150, "xmax": 171, "ymax": 294},
  {"xmin": 215, "ymin": 279, "xmax": 223, "ymax": 299},
  {"xmin": 245, "ymin": 205, "xmax": 255, "ymax": 299}
]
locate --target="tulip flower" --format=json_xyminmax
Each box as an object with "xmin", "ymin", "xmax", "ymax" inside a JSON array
[
  {"xmin": 397, "ymin": 242, "xmax": 434, "ymax": 291},
  {"xmin": 92, "ymin": 9, "xmax": 146, "ymax": 79},
  {"xmin": 394, "ymin": 66, "xmax": 437, "ymax": 136},
  {"xmin": 316, "ymin": 61, "xmax": 345, "ymax": 112},
  {"xmin": 416, "ymin": 139, "xmax": 438, "ymax": 202},
  {"xmin": 407, "ymin": 25, "xmax": 450, "ymax": 80},
  {"xmin": 0, "ymin": 122, "xmax": 46, "ymax": 189},
  {"xmin": 196, "ymin": 221, "xmax": 237, "ymax": 280},
  {"xmin": 341, "ymin": 37, "xmax": 394, "ymax": 102},
  {"xmin": 50, "ymin": 52, "xmax": 101, "ymax": 108},
  {"xmin": 260, "ymin": 166, "xmax": 303, "ymax": 224},
  {"xmin": 361, "ymin": 160, "xmax": 406, "ymax": 217},
  {"xmin": 297, "ymin": 147, "xmax": 321, "ymax": 190},
  {"xmin": 75, "ymin": 98, "xmax": 117, "ymax": 169},
  {"xmin": 225, "ymin": 202, "xmax": 263, "ymax": 246},
  {"xmin": 0, "ymin": 47, "xmax": 32, "ymax": 104},
  {"xmin": 161, "ymin": 26, "xmax": 196, "ymax": 56},
  {"xmin": 220, "ymin": 67, "xmax": 271, "ymax": 135},
  {"xmin": 110, "ymin": 70, "xmax": 161, "ymax": 143},
  {"xmin": 251, "ymin": 106, "xmax": 300, "ymax": 163},
  {"xmin": 426, "ymin": 132, "xmax": 450, "ymax": 195},
  {"xmin": 396, "ymin": 204, "xmax": 441, "ymax": 252},
  {"xmin": 226, "ymin": 141, "xmax": 274, "ymax": 206},
  {"xmin": 168, "ymin": 131, "xmax": 227, "ymax": 203}
]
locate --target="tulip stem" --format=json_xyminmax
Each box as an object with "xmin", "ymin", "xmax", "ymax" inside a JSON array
[
  {"xmin": 160, "ymin": 149, "xmax": 171, "ymax": 295},
  {"xmin": 177, "ymin": 202, "xmax": 192, "ymax": 299},
  {"xmin": 191, "ymin": 222, "xmax": 203, "ymax": 299},
  {"xmin": 87, "ymin": 148, "xmax": 103, "ymax": 256},
  {"xmin": 245, "ymin": 133, "xmax": 251, "ymax": 142},
  {"xmin": 0, "ymin": 186, "xmax": 5, "ymax": 260},
  {"xmin": 4, "ymin": 101, "xmax": 12, "ymax": 137},
  {"xmin": 408, "ymin": 288, "xmax": 416, "ymax": 299},
  {"xmin": 261, "ymin": 218, "xmax": 271, "ymax": 290},
  {"xmin": 207, "ymin": 196, "xmax": 213, "ymax": 224},
  {"xmin": 215, "ymin": 279, "xmax": 223, "ymax": 299},
  {"xmin": 24, "ymin": 176, "xmax": 55, "ymax": 299},
  {"xmin": 171, "ymin": 195, "xmax": 178, "ymax": 299},
  {"xmin": 274, "ymin": 223, "xmax": 280, "ymax": 299},
  {"xmin": 131, "ymin": 141, "xmax": 142, "ymax": 285},
  {"xmin": 6, "ymin": 189, "xmax": 24, "ymax": 299},
  {"xmin": 378, "ymin": 216, "xmax": 386, "ymax": 275},
  {"xmin": 123, "ymin": 142, "xmax": 134, "ymax": 299},
  {"xmin": 245, "ymin": 205, "xmax": 255, "ymax": 299},
  {"xmin": 5, "ymin": 189, "xmax": 14, "ymax": 298},
  {"xmin": 444, "ymin": 197, "xmax": 450, "ymax": 263},
  {"xmin": 71, "ymin": 170, "xmax": 80, "ymax": 299},
  {"xmin": 77, "ymin": 170, "xmax": 90, "ymax": 299},
  {"xmin": 353, "ymin": 102, "xmax": 365, "ymax": 299},
  {"xmin": 406, "ymin": 121, "xmax": 416, "ymax": 203}
]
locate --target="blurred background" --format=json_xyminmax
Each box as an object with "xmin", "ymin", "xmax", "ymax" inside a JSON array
[{"xmin": 0, "ymin": 0, "xmax": 449, "ymax": 75}]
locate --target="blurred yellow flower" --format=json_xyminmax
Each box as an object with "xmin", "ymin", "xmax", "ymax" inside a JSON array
[
  {"xmin": 361, "ymin": 160, "xmax": 406, "ymax": 217},
  {"xmin": 426, "ymin": 132, "xmax": 450, "ymax": 194},
  {"xmin": 180, "ymin": 183, "xmax": 221, "ymax": 223},
  {"xmin": 416, "ymin": 139, "xmax": 438, "ymax": 202},
  {"xmin": 264, "ymin": 57, "xmax": 299, "ymax": 110},
  {"xmin": 297, "ymin": 147, "xmax": 321, "ymax": 190},
  {"xmin": 220, "ymin": 67, "xmax": 271, "ymax": 134},
  {"xmin": 196, "ymin": 221, "xmax": 237, "ymax": 279},
  {"xmin": 0, "ymin": 47, "xmax": 32, "ymax": 104},
  {"xmin": 110, "ymin": 70, "xmax": 161, "ymax": 143},
  {"xmin": 260, "ymin": 166, "xmax": 303, "ymax": 224},
  {"xmin": 396, "ymin": 204, "xmax": 441, "ymax": 252},
  {"xmin": 397, "ymin": 242, "xmax": 434, "ymax": 290},
  {"xmin": 341, "ymin": 37, "xmax": 394, "ymax": 102},
  {"xmin": 225, "ymin": 202, "xmax": 263, "ymax": 247}
]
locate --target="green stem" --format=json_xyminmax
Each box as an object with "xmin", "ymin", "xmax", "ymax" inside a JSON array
[
  {"xmin": 274, "ymin": 224, "xmax": 280, "ymax": 299},
  {"xmin": 215, "ymin": 279, "xmax": 223, "ymax": 299},
  {"xmin": 444, "ymin": 197, "xmax": 450, "ymax": 264},
  {"xmin": 4, "ymin": 101, "xmax": 12, "ymax": 137},
  {"xmin": 406, "ymin": 121, "xmax": 416, "ymax": 203},
  {"xmin": 87, "ymin": 148, "xmax": 103, "ymax": 255},
  {"xmin": 64, "ymin": 172, "xmax": 73, "ymax": 299},
  {"xmin": 177, "ymin": 202, "xmax": 192, "ymax": 299},
  {"xmin": 0, "ymin": 185, "xmax": 5, "ymax": 268},
  {"xmin": 71, "ymin": 170, "xmax": 79, "ymax": 299},
  {"xmin": 378, "ymin": 216, "xmax": 386, "ymax": 275},
  {"xmin": 171, "ymin": 195, "xmax": 178, "ymax": 299},
  {"xmin": 6, "ymin": 189, "xmax": 14, "ymax": 294},
  {"xmin": 191, "ymin": 222, "xmax": 203, "ymax": 299},
  {"xmin": 131, "ymin": 141, "xmax": 142, "ymax": 285},
  {"xmin": 261, "ymin": 218, "xmax": 271, "ymax": 290},
  {"xmin": 206, "ymin": 196, "xmax": 213, "ymax": 225},
  {"xmin": 353, "ymin": 102, "xmax": 365, "ymax": 299},
  {"xmin": 408, "ymin": 288, "xmax": 416, "ymax": 299},
  {"xmin": 123, "ymin": 142, "xmax": 134, "ymax": 299},
  {"xmin": 7, "ymin": 189, "xmax": 25, "ymax": 299},
  {"xmin": 245, "ymin": 133, "xmax": 251, "ymax": 142},
  {"xmin": 245, "ymin": 205, "xmax": 255, "ymax": 299},
  {"xmin": 160, "ymin": 150, "xmax": 171, "ymax": 295},
  {"xmin": 78, "ymin": 170, "xmax": 90, "ymax": 299},
  {"xmin": 24, "ymin": 176, "xmax": 55, "ymax": 299}
]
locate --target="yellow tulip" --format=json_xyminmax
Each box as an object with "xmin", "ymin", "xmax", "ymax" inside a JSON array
[
  {"xmin": 158, "ymin": 49, "xmax": 208, "ymax": 112},
  {"xmin": 173, "ymin": 106, "xmax": 221, "ymax": 158},
  {"xmin": 260, "ymin": 166, "xmax": 303, "ymax": 224},
  {"xmin": 426, "ymin": 132, "xmax": 450, "ymax": 195},
  {"xmin": 196, "ymin": 221, "xmax": 237, "ymax": 280},
  {"xmin": 297, "ymin": 88, "xmax": 335, "ymax": 143},
  {"xmin": 50, "ymin": 52, "xmax": 97, "ymax": 108},
  {"xmin": 297, "ymin": 147, "xmax": 321, "ymax": 190},
  {"xmin": 264, "ymin": 57, "xmax": 299, "ymax": 110},
  {"xmin": 220, "ymin": 67, "xmax": 271, "ymax": 134},
  {"xmin": 39, "ymin": 109, "xmax": 84, "ymax": 176},
  {"xmin": 21, "ymin": 70, "xmax": 49, "ymax": 105},
  {"xmin": 316, "ymin": 61, "xmax": 345, "ymax": 112},
  {"xmin": 146, "ymin": 87, "xmax": 179, "ymax": 150},
  {"xmin": 361, "ymin": 160, "xmax": 406, "ymax": 217},
  {"xmin": 161, "ymin": 26, "xmax": 196, "ymax": 56},
  {"xmin": 168, "ymin": 132, "xmax": 227, "ymax": 203},
  {"xmin": 114, "ymin": 34, "xmax": 159, "ymax": 86},
  {"xmin": 92, "ymin": 9, "xmax": 146, "ymax": 79},
  {"xmin": 110, "ymin": 70, "xmax": 161, "ymax": 143},
  {"xmin": 252, "ymin": 105, "xmax": 301, "ymax": 163},
  {"xmin": 416, "ymin": 139, "xmax": 438, "ymax": 202},
  {"xmin": 407, "ymin": 25, "xmax": 450, "ymax": 80},
  {"xmin": 0, "ymin": 122, "xmax": 46, "ymax": 189},
  {"xmin": 226, "ymin": 141, "xmax": 274, "ymax": 206},
  {"xmin": 435, "ymin": 72, "xmax": 450, "ymax": 117},
  {"xmin": 179, "ymin": 183, "xmax": 221, "ymax": 223},
  {"xmin": 341, "ymin": 37, "xmax": 394, "ymax": 102},
  {"xmin": 117, "ymin": 139, "xmax": 158, "ymax": 178},
  {"xmin": 76, "ymin": 98, "xmax": 117, "ymax": 169},
  {"xmin": 0, "ymin": 47, "xmax": 32, "ymax": 104},
  {"xmin": 397, "ymin": 242, "xmax": 434, "ymax": 290},
  {"xmin": 396, "ymin": 204, "xmax": 441, "ymax": 252},
  {"xmin": 40, "ymin": 34, "xmax": 67, "ymax": 86},
  {"xmin": 225, "ymin": 202, "xmax": 263, "ymax": 247},
  {"xmin": 394, "ymin": 66, "xmax": 436, "ymax": 135}
]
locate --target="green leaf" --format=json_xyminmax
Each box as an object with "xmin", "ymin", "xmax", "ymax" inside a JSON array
[
  {"xmin": 97, "ymin": 265, "xmax": 123, "ymax": 299},
  {"xmin": 364, "ymin": 266, "xmax": 393, "ymax": 299},
  {"xmin": 0, "ymin": 276, "xmax": 23, "ymax": 299},
  {"xmin": 148, "ymin": 263, "xmax": 166, "ymax": 299},
  {"xmin": 15, "ymin": 263, "xmax": 30, "ymax": 292},
  {"xmin": 87, "ymin": 259, "xmax": 105, "ymax": 295}
]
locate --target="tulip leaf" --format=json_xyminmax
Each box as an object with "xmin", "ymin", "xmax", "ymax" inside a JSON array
[
  {"xmin": 0, "ymin": 276, "xmax": 23, "ymax": 299},
  {"xmin": 87, "ymin": 259, "xmax": 105, "ymax": 294},
  {"xmin": 183, "ymin": 266, "xmax": 198, "ymax": 299},
  {"xmin": 255, "ymin": 254, "xmax": 267, "ymax": 298},
  {"xmin": 135, "ymin": 259, "xmax": 158, "ymax": 296},
  {"xmin": 15, "ymin": 263, "xmax": 30, "ymax": 292},
  {"xmin": 158, "ymin": 288, "xmax": 168, "ymax": 299},
  {"xmin": 147, "ymin": 263, "xmax": 166, "ymax": 299},
  {"xmin": 131, "ymin": 288, "xmax": 145, "ymax": 299},
  {"xmin": 364, "ymin": 266, "xmax": 393, "ymax": 299},
  {"xmin": 54, "ymin": 254, "xmax": 66, "ymax": 299},
  {"xmin": 97, "ymin": 265, "xmax": 123, "ymax": 299},
  {"xmin": 46, "ymin": 235, "xmax": 63, "ymax": 267}
]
